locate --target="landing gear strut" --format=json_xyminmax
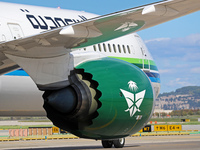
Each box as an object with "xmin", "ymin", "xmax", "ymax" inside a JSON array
[{"xmin": 101, "ymin": 138, "xmax": 125, "ymax": 148}]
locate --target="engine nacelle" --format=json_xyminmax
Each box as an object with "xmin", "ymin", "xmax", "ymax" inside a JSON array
[{"xmin": 43, "ymin": 58, "xmax": 154, "ymax": 140}]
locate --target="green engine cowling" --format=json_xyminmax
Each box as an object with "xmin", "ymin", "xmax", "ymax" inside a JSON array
[{"xmin": 43, "ymin": 58, "xmax": 154, "ymax": 140}]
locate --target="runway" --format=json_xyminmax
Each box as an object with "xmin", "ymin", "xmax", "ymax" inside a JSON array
[{"xmin": 1, "ymin": 135, "xmax": 200, "ymax": 150}]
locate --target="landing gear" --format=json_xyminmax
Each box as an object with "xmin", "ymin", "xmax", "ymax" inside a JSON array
[
  {"xmin": 102, "ymin": 140, "xmax": 113, "ymax": 148},
  {"xmin": 101, "ymin": 138, "xmax": 125, "ymax": 148},
  {"xmin": 113, "ymin": 138, "xmax": 125, "ymax": 148}
]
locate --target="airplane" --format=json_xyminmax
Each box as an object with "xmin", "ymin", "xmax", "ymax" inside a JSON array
[{"xmin": 0, "ymin": 0, "xmax": 199, "ymax": 148}]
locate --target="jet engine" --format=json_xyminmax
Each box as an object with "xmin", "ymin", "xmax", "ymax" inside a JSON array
[{"xmin": 43, "ymin": 58, "xmax": 154, "ymax": 140}]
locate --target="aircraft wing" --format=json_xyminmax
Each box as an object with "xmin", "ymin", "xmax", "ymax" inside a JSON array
[
  {"xmin": 1, "ymin": 0, "xmax": 199, "ymax": 52},
  {"xmin": 0, "ymin": 0, "xmax": 199, "ymax": 87}
]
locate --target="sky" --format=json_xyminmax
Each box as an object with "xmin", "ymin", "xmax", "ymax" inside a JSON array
[{"xmin": 1, "ymin": 0, "xmax": 200, "ymax": 93}]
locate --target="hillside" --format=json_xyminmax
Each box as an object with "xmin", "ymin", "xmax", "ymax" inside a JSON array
[
  {"xmin": 155, "ymin": 86, "xmax": 200, "ymax": 110},
  {"xmin": 159, "ymin": 86, "xmax": 200, "ymax": 98}
]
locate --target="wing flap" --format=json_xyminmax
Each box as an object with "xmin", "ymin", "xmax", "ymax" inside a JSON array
[{"xmin": 0, "ymin": 52, "xmax": 19, "ymax": 75}]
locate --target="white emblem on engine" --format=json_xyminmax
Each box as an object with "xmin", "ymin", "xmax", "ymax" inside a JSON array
[
  {"xmin": 128, "ymin": 81, "xmax": 138, "ymax": 92},
  {"xmin": 120, "ymin": 81, "xmax": 146, "ymax": 117}
]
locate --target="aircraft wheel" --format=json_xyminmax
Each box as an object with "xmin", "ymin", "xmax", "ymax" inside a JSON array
[
  {"xmin": 101, "ymin": 140, "xmax": 113, "ymax": 148},
  {"xmin": 113, "ymin": 138, "xmax": 125, "ymax": 148}
]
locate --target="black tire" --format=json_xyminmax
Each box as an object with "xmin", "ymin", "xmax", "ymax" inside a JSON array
[
  {"xmin": 113, "ymin": 138, "xmax": 125, "ymax": 148},
  {"xmin": 101, "ymin": 140, "xmax": 113, "ymax": 148}
]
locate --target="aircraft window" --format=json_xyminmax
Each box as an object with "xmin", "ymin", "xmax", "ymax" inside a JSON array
[
  {"xmin": 127, "ymin": 45, "xmax": 131, "ymax": 54},
  {"xmin": 25, "ymin": 9, "xmax": 30, "ymax": 13},
  {"xmin": 98, "ymin": 44, "xmax": 102, "ymax": 52},
  {"xmin": 84, "ymin": 48, "xmax": 86, "ymax": 51},
  {"xmin": 108, "ymin": 44, "xmax": 112, "ymax": 52},
  {"xmin": 123, "ymin": 45, "xmax": 126, "ymax": 53},
  {"xmin": 103, "ymin": 43, "xmax": 107, "ymax": 52},
  {"xmin": 20, "ymin": 9, "xmax": 25, "ymax": 12},
  {"xmin": 93, "ymin": 45, "xmax": 97, "ymax": 51},
  {"xmin": 118, "ymin": 45, "xmax": 121, "ymax": 53},
  {"xmin": 113, "ymin": 44, "xmax": 116, "ymax": 53}
]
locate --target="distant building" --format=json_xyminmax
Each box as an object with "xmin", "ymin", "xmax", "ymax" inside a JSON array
[{"xmin": 154, "ymin": 109, "xmax": 173, "ymax": 115}]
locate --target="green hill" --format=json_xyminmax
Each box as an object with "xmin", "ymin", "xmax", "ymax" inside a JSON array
[{"xmin": 159, "ymin": 86, "xmax": 200, "ymax": 98}]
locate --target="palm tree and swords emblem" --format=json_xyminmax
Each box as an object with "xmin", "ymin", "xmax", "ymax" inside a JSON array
[{"xmin": 120, "ymin": 81, "xmax": 146, "ymax": 117}]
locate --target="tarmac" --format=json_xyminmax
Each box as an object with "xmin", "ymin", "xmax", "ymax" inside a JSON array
[
  {"xmin": 0, "ymin": 131, "xmax": 192, "ymax": 142},
  {"xmin": 0, "ymin": 135, "xmax": 200, "ymax": 150},
  {"xmin": 1, "ymin": 121, "xmax": 200, "ymax": 149}
]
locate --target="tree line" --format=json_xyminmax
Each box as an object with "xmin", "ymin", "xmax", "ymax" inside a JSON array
[
  {"xmin": 154, "ymin": 109, "xmax": 200, "ymax": 117},
  {"xmin": 170, "ymin": 109, "xmax": 200, "ymax": 116}
]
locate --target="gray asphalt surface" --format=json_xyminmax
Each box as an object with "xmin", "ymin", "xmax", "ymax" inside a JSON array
[{"xmin": 1, "ymin": 135, "xmax": 200, "ymax": 150}]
